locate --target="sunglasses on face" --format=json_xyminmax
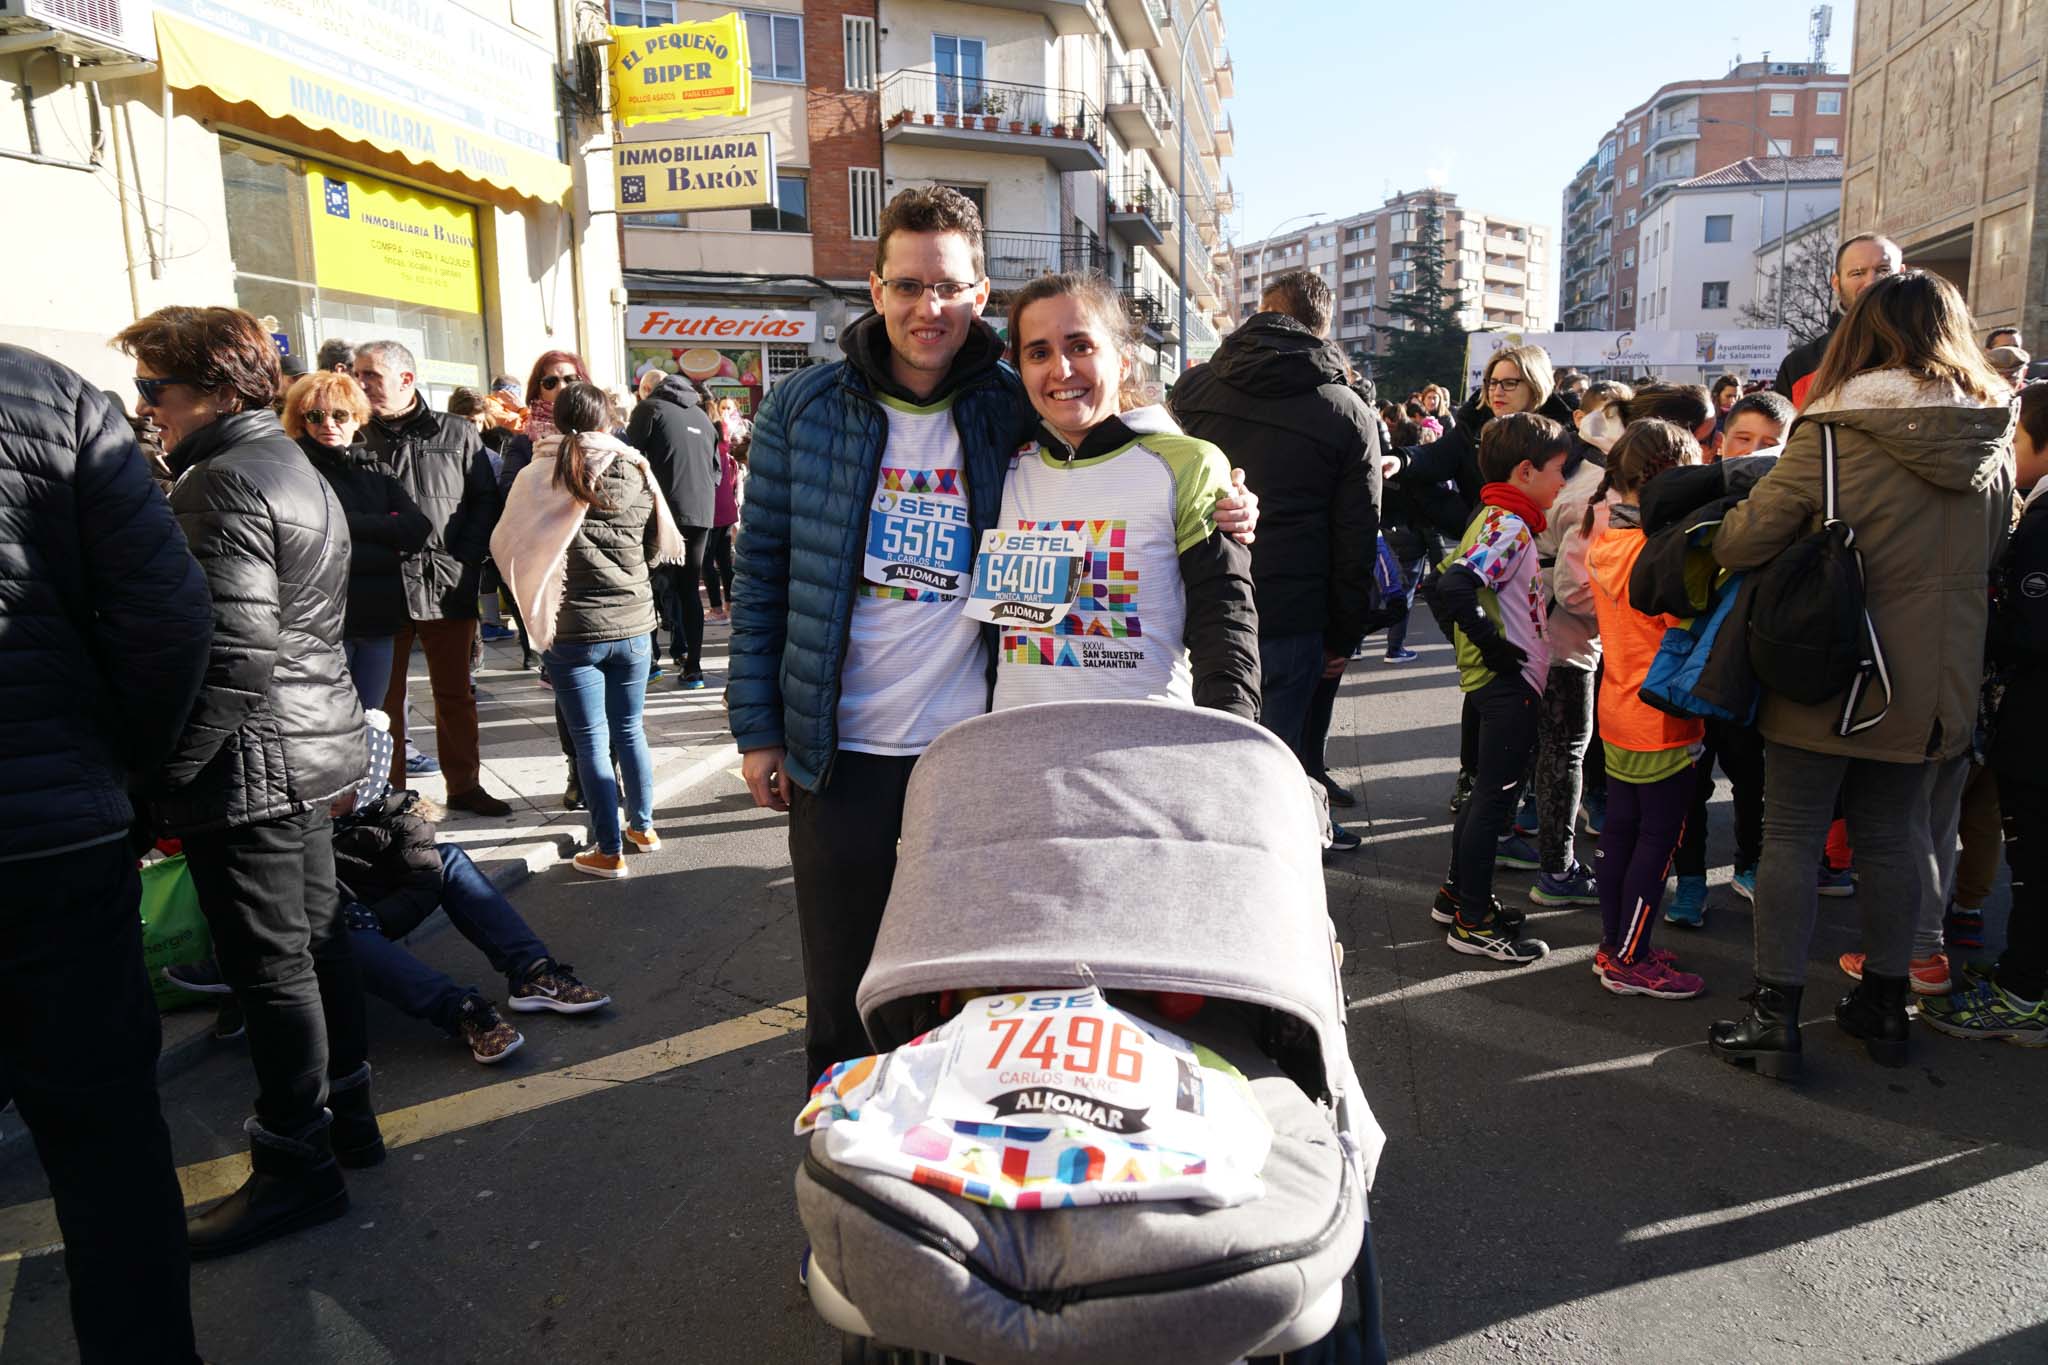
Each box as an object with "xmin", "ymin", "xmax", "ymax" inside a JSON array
[
  {"xmin": 133, "ymin": 375, "xmax": 198, "ymax": 404},
  {"xmin": 540, "ymin": 373, "xmax": 577, "ymax": 390},
  {"xmin": 879, "ymin": 278, "xmax": 979, "ymax": 303},
  {"xmin": 302, "ymin": 410, "xmax": 355, "ymax": 426}
]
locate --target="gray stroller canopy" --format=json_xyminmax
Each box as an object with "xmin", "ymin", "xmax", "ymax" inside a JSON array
[{"xmin": 858, "ymin": 701, "xmax": 1348, "ymax": 1099}]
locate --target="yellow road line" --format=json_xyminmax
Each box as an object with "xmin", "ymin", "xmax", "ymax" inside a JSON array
[{"xmin": 0, "ymin": 996, "xmax": 806, "ymax": 1263}]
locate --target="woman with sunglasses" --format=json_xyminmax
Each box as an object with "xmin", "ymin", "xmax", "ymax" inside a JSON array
[
  {"xmin": 285, "ymin": 372, "xmax": 432, "ymax": 713},
  {"xmin": 496, "ymin": 350, "xmax": 593, "ymax": 496}
]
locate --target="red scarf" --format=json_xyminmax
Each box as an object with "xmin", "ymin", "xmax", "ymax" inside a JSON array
[{"xmin": 1481, "ymin": 482, "xmax": 1547, "ymax": 536}]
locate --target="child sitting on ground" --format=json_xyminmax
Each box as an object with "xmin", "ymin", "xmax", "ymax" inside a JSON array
[{"xmin": 332, "ymin": 721, "xmax": 612, "ymax": 1064}]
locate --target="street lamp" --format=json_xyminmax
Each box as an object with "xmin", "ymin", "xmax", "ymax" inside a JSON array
[
  {"xmin": 1700, "ymin": 115, "xmax": 1792, "ymax": 330},
  {"xmin": 1251, "ymin": 210, "xmax": 1329, "ymax": 310},
  {"xmin": 1173, "ymin": 0, "xmax": 1220, "ymax": 371}
]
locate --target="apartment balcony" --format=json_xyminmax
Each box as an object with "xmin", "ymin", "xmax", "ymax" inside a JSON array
[
  {"xmin": 1595, "ymin": 163, "xmax": 1615, "ymax": 191},
  {"xmin": 1107, "ymin": 66, "xmax": 1174, "ymax": 151},
  {"xmin": 985, "ymin": 228, "xmax": 1107, "ymax": 290},
  {"xmin": 1484, "ymin": 263, "xmax": 1526, "ymax": 286},
  {"xmin": 1212, "ymin": 49, "xmax": 1234, "ymax": 98},
  {"xmin": 1647, "ymin": 119, "xmax": 1699, "ymax": 155},
  {"xmin": 1103, "ymin": 0, "xmax": 1163, "ymax": 48},
  {"xmin": 974, "ymin": 0, "xmax": 1094, "ymax": 36},
  {"xmin": 1483, "ymin": 235, "xmax": 1527, "ymax": 257},
  {"xmin": 881, "ymin": 72, "xmax": 1105, "ymax": 173},
  {"xmin": 1641, "ymin": 164, "xmax": 1690, "ymax": 201},
  {"xmin": 1108, "ymin": 174, "xmax": 1174, "ymax": 248},
  {"xmin": 1593, "ymin": 201, "xmax": 1614, "ymax": 229},
  {"xmin": 1483, "ymin": 290, "xmax": 1525, "ymax": 311},
  {"xmin": 1214, "ymin": 179, "xmax": 1235, "ymax": 214},
  {"xmin": 1213, "ymin": 115, "xmax": 1234, "ymax": 157},
  {"xmin": 1121, "ymin": 283, "xmax": 1174, "ymax": 342}
]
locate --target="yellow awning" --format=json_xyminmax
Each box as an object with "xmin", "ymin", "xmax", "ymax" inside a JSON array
[{"xmin": 155, "ymin": 0, "xmax": 572, "ymax": 205}]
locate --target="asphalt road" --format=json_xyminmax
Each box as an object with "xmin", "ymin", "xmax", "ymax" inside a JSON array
[{"xmin": 0, "ymin": 631, "xmax": 2042, "ymax": 1364}]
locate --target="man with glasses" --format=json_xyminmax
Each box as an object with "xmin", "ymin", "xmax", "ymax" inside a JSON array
[
  {"xmin": 354, "ymin": 340, "xmax": 511, "ymax": 816},
  {"xmin": 1773, "ymin": 233, "xmax": 1902, "ymax": 408}
]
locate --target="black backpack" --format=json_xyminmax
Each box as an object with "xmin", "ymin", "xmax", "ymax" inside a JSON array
[{"xmin": 1746, "ymin": 423, "xmax": 1892, "ymax": 735}]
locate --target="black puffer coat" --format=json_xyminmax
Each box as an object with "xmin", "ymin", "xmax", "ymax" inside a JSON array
[
  {"xmin": 1169, "ymin": 313, "xmax": 1382, "ymax": 654},
  {"xmin": 556, "ymin": 460, "xmax": 661, "ymax": 645},
  {"xmin": 361, "ymin": 396, "xmax": 497, "ymax": 621},
  {"xmin": 299, "ymin": 436, "xmax": 432, "ymax": 638},
  {"xmin": 156, "ymin": 410, "xmax": 364, "ymax": 834},
  {"xmin": 0, "ymin": 344, "xmax": 214, "ymax": 863},
  {"xmin": 626, "ymin": 377, "xmax": 720, "ymax": 528},
  {"xmin": 334, "ymin": 789, "xmax": 444, "ymax": 938}
]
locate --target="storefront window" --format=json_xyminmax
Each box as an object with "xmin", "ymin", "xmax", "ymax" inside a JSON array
[{"xmin": 220, "ymin": 139, "xmax": 489, "ymax": 404}]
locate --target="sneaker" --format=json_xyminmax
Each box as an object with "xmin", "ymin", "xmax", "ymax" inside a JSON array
[
  {"xmin": 1921, "ymin": 977, "xmax": 2048, "ymax": 1046},
  {"xmin": 1731, "ymin": 867, "xmax": 1757, "ymax": 903},
  {"xmin": 509, "ymin": 959, "xmax": 612, "ymax": 1014},
  {"xmin": 1446, "ymin": 913, "xmax": 1549, "ymax": 965},
  {"xmin": 1511, "ymin": 792, "xmax": 1539, "ymax": 838},
  {"xmin": 1383, "ymin": 647, "xmax": 1420, "ymax": 664},
  {"xmin": 1578, "ymin": 790, "xmax": 1606, "ymax": 838},
  {"xmin": 1817, "ymin": 865, "xmax": 1856, "ymax": 897},
  {"xmin": 1665, "ymin": 875, "xmax": 1708, "ymax": 928},
  {"xmin": 624, "ymin": 826, "xmax": 662, "ymax": 852},
  {"xmin": 1838, "ymin": 952, "xmax": 1951, "ymax": 996},
  {"xmin": 1599, "ymin": 955, "xmax": 1706, "ymax": 1000},
  {"xmin": 648, "ymin": 663, "xmax": 666, "ymax": 682},
  {"xmin": 405, "ymin": 749, "xmax": 441, "ymax": 776},
  {"xmin": 1449, "ymin": 770, "xmax": 1474, "ymax": 814},
  {"xmin": 538, "ymin": 671, "xmax": 554, "ymax": 691},
  {"xmin": 1434, "ymin": 887, "xmax": 1525, "ymax": 936},
  {"xmin": 1326, "ymin": 823, "xmax": 1362, "ymax": 853},
  {"xmin": 678, "ymin": 671, "xmax": 708, "ymax": 691},
  {"xmin": 456, "ymin": 997, "xmax": 524, "ymax": 1064},
  {"xmin": 163, "ymin": 957, "xmax": 234, "ymax": 995},
  {"xmin": 446, "ymin": 787, "xmax": 513, "ymax": 818},
  {"xmin": 1529, "ymin": 862, "xmax": 1599, "ymax": 907},
  {"xmin": 1317, "ymin": 775, "xmax": 1359, "ymax": 808},
  {"xmin": 479, "ymin": 623, "xmax": 517, "ymax": 643},
  {"xmin": 1592, "ymin": 944, "xmax": 1678, "ymax": 976},
  {"xmin": 572, "ymin": 848, "xmax": 628, "ymax": 879},
  {"xmin": 1495, "ymin": 833, "xmax": 1541, "ymax": 870},
  {"xmin": 1944, "ymin": 905, "xmax": 1986, "ymax": 952},
  {"xmin": 707, "ymin": 607, "xmax": 731, "ymax": 623}
]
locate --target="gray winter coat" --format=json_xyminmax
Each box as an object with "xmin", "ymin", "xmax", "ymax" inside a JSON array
[{"xmin": 157, "ymin": 410, "xmax": 365, "ymax": 833}]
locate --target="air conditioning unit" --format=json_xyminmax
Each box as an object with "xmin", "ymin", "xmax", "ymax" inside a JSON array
[{"xmin": 0, "ymin": 0, "xmax": 158, "ymax": 67}]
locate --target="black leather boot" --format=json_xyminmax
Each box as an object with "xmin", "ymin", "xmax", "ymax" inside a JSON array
[
  {"xmin": 327, "ymin": 1062, "xmax": 386, "ymax": 1169},
  {"xmin": 1836, "ymin": 971, "xmax": 1911, "ymax": 1067},
  {"xmin": 1708, "ymin": 980, "xmax": 1804, "ymax": 1080},
  {"xmin": 188, "ymin": 1114, "xmax": 349, "ymax": 1260}
]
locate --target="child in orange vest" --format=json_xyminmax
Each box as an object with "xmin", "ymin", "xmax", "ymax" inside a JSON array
[{"xmin": 1583, "ymin": 419, "xmax": 1708, "ymax": 998}]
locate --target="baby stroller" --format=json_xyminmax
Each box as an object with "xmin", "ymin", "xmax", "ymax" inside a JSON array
[{"xmin": 796, "ymin": 701, "xmax": 1385, "ymax": 1364}]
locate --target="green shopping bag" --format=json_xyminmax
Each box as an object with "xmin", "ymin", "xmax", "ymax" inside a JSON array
[{"xmin": 139, "ymin": 854, "xmax": 213, "ymax": 1010}]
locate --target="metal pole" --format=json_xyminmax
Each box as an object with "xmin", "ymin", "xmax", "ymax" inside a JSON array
[
  {"xmin": 1174, "ymin": 0, "xmax": 1217, "ymax": 373},
  {"xmin": 1777, "ymin": 160, "xmax": 1790, "ymax": 330}
]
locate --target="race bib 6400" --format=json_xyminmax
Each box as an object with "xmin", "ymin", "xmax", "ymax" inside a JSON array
[{"xmin": 964, "ymin": 527, "xmax": 1086, "ymax": 627}]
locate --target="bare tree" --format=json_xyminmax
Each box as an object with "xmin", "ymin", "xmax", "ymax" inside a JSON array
[{"xmin": 1741, "ymin": 224, "xmax": 1838, "ymax": 345}]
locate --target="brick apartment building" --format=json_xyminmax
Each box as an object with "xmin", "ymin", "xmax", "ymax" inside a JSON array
[{"xmin": 1560, "ymin": 60, "xmax": 1848, "ymax": 331}]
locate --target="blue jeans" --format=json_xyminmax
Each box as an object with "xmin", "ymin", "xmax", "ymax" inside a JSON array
[
  {"xmin": 343, "ymin": 636, "xmax": 395, "ymax": 714},
  {"xmin": 1381, "ymin": 556, "xmax": 1427, "ymax": 653},
  {"xmin": 546, "ymin": 634, "xmax": 654, "ymax": 854},
  {"xmin": 1259, "ymin": 631, "xmax": 1327, "ymax": 770},
  {"xmin": 345, "ymin": 846, "xmax": 549, "ymax": 1031}
]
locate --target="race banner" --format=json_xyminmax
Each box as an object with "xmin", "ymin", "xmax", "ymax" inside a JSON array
[
  {"xmin": 609, "ymin": 13, "xmax": 751, "ymax": 126},
  {"xmin": 1464, "ymin": 328, "xmax": 1793, "ymax": 391}
]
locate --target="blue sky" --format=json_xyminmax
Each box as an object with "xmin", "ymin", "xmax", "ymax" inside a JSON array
[{"xmin": 1221, "ymin": 0, "xmax": 1855, "ymax": 243}]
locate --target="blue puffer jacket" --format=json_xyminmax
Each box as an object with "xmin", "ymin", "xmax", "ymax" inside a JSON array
[{"xmin": 727, "ymin": 323, "xmax": 1023, "ymax": 791}]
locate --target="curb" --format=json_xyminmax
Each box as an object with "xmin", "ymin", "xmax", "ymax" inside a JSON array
[{"xmin": 0, "ymin": 739, "xmax": 743, "ymax": 1165}]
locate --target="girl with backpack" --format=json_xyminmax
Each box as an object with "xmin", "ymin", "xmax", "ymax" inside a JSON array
[
  {"xmin": 1579, "ymin": 419, "xmax": 1708, "ymax": 1000},
  {"xmin": 1707, "ymin": 270, "xmax": 2016, "ymax": 1080}
]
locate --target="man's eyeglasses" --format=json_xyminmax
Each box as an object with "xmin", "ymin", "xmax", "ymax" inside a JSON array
[
  {"xmin": 302, "ymin": 409, "xmax": 355, "ymax": 426},
  {"xmin": 540, "ymin": 373, "xmax": 577, "ymax": 391},
  {"xmin": 134, "ymin": 375, "xmax": 198, "ymax": 404},
  {"xmin": 878, "ymin": 278, "xmax": 980, "ymax": 303},
  {"xmin": 1485, "ymin": 376, "xmax": 1525, "ymax": 393}
]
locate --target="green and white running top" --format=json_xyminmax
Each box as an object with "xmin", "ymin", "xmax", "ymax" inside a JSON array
[{"xmin": 989, "ymin": 406, "xmax": 1232, "ymax": 712}]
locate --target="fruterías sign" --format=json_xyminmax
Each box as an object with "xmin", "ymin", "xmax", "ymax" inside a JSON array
[{"xmin": 609, "ymin": 14, "xmax": 752, "ymax": 125}]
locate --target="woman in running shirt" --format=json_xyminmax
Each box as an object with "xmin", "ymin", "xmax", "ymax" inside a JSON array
[{"xmin": 984, "ymin": 272, "xmax": 1259, "ymax": 717}]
